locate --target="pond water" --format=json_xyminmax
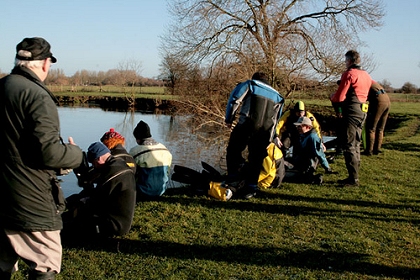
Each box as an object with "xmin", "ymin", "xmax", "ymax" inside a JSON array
[
  {"xmin": 58, "ymin": 106, "xmax": 336, "ymax": 197},
  {"xmin": 58, "ymin": 106, "xmax": 229, "ymax": 197}
]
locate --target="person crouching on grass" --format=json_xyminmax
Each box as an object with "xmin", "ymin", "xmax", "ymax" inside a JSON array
[
  {"xmin": 62, "ymin": 142, "xmax": 136, "ymax": 242},
  {"xmin": 285, "ymin": 117, "xmax": 334, "ymax": 185}
]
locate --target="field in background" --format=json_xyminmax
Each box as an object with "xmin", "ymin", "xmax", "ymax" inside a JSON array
[
  {"xmin": 49, "ymin": 85, "xmax": 168, "ymax": 99},
  {"xmin": 48, "ymin": 85, "xmax": 420, "ymax": 103}
]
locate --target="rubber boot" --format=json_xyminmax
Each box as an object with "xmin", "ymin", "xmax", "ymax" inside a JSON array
[
  {"xmin": 28, "ymin": 270, "xmax": 56, "ymax": 280},
  {"xmin": 242, "ymin": 184, "xmax": 258, "ymax": 199},
  {"xmin": 373, "ymin": 131, "xmax": 384, "ymax": 155},
  {"xmin": 364, "ymin": 131, "xmax": 375, "ymax": 156}
]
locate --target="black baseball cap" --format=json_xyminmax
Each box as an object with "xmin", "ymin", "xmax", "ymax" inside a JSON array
[{"xmin": 16, "ymin": 37, "xmax": 57, "ymax": 63}]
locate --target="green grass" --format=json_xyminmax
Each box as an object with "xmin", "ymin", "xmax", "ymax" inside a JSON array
[
  {"xmin": 48, "ymin": 85, "xmax": 166, "ymax": 94},
  {"xmin": 12, "ymin": 102, "xmax": 420, "ymax": 279},
  {"xmin": 48, "ymin": 85, "xmax": 177, "ymax": 100}
]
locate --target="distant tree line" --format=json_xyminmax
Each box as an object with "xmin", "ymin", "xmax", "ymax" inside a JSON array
[
  {"xmin": 0, "ymin": 62, "xmax": 420, "ymax": 98},
  {"xmin": 0, "ymin": 65, "xmax": 417, "ymax": 95},
  {"xmin": 0, "ymin": 58, "xmax": 165, "ymax": 90},
  {"xmin": 378, "ymin": 80, "xmax": 419, "ymax": 94},
  {"xmin": 45, "ymin": 68, "xmax": 164, "ymax": 88}
]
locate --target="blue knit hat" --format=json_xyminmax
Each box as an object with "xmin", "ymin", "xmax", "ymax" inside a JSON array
[{"xmin": 87, "ymin": 142, "xmax": 110, "ymax": 163}]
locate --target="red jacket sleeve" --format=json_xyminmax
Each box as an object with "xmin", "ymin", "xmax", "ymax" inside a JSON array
[{"xmin": 330, "ymin": 68, "xmax": 372, "ymax": 103}]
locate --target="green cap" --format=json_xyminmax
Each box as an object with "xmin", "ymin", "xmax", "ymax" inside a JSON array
[{"xmin": 294, "ymin": 101, "xmax": 305, "ymax": 111}]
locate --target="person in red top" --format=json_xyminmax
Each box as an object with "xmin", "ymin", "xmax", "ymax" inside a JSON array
[{"xmin": 330, "ymin": 50, "xmax": 372, "ymax": 187}]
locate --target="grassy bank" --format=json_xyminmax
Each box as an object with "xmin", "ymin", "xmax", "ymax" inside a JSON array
[
  {"xmin": 48, "ymin": 85, "xmax": 420, "ymax": 104},
  {"xmin": 49, "ymin": 85, "xmax": 177, "ymax": 100},
  {"xmin": 48, "ymin": 85, "xmax": 166, "ymax": 95},
  {"xmin": 14, "ymin": 102, "xmax": 420, "ymax": 279}
]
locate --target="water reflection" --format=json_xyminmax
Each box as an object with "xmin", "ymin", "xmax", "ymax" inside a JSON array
[{"xmin": 58, "ymin": 106, "xmax": 229, "ymax": 197}]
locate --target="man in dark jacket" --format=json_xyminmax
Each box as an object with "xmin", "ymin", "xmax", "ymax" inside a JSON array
[
  {"xmin": 62, "ymin": 142, "xmax": 136, "ymax": 241},
  {"xmin": 225, "ymin": 72, "xmax": 284, "ymax": 198},
  {"xmin": 0, "ymin": 37, "xmax": 84, "ymax": 280}
]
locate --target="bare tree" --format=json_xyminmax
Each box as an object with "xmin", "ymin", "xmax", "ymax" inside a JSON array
[
  {"xmin": 401, "ymin": 82, "xmax": 417, "ymax": 94},
  {"xmin": 159, "ymin": 52, "xmax": 244, "ymax": 128},
  {"xmin": 162, "ymin": 0, "xmax": 385, "ymax": 97},
  {"xmin": 380, "ymin": 79, "xmax": 392, "ymax": 93},
  {"xmin": 69, "ymin": 71, "xmax": 82, "ymax": 91},
  {"xmin": 117, "ymin": 59, "xmax": 143, "ymax": 108},
  {"xmin": 44, "ymin": 68, "xmax": 69, "ymax": 87},
  {"xmin": 95, "ymin": 71, "xmax": 107, "ymax": 91},
  {"xmin": 159, "ymin": 53, "xmax": 190, "ymax": 95}
]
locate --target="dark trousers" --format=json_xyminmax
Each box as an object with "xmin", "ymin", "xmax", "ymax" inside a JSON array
[
  {"xmin": 343, "ymin": 107, "xmax": 366, "ymax": 181},
  {"xmin": 226, "ymin": 123, "xmax": 249, "ymax": 177},
  {"xmin": 226, "ymin": 122, "xmax": 269, "ymax": 185},
  {"xmin": 335, "ymin": 117, "xmax": 346, "ymax": 153},
  {"xmin": 293, "ymin": 155, "xmax": 319, "ymax": 174}
]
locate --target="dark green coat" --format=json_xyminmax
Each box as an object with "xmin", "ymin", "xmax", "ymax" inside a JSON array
[
  {"xmin": 0, "ymin": 66, "xmax": 83, "ymax": 231},
  {"xmin": 63, "ymin": 156, "xmax": 137, "ymax": 237},
  {"xmin": 88, "ymin": 156, "xmax": 136, "ymax": 236}
]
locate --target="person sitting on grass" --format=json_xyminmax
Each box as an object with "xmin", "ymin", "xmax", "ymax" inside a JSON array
[
  {"xmin": 62, "ymin": 142, "xmax": 136, "ymax": 241},
  {"xmin": 74, "ymin": 128, "xmax": 136, "ymax": 192},
  {"xmin": 129, "ymin": 120, "xmax": 172, "ymax": 201},
  {"xmin": 274, "ymin": 101, "xmax": 322, "ymax": 158},
  {"xmin": 285, "ymin": 117, "xmax": 334, "ymax": 184},
  {"xmin": 101, "ymin": 127, "xmax": 136, "ymax": 172}
]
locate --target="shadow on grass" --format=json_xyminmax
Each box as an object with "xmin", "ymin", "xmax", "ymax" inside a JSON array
[
  {"xmin": 61, "ymin": 184, "xmax": 420, "ymax": 278},
  {"xmin": 383, "ymin": 142, "xmax": 420, "ymax": 152},
  {"xmin": 158, "ymin": 190, "xmax": 420, "ymax": 224},
  {"xmin": 385, "ymin": 114, "xmax": 411, "ymax": 134},
  {"xmin": 63, "ymin": 238, "xmax": 419, "ymax": 279}
]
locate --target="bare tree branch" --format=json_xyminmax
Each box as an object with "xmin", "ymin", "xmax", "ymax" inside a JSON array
[{"xmin": 163, "ymin": 0, "xmax": 385, "ymax": 89}]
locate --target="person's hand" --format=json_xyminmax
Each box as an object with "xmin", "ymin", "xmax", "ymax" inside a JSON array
[
  {"xmin": 273, "ymin": 137, "xmax": 282, "ymax": 148},
  {"xmin": 322, "ymin": 143, "xmax": 326, "ymax": 152},
  {"xmin": 68, "ymin": 136, "xmax": 76, "ymax": 145}
]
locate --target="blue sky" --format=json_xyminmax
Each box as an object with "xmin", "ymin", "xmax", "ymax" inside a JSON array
[{"xmin": 1, "ymin": 0, "xmax": 419, "ymax": 88}]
